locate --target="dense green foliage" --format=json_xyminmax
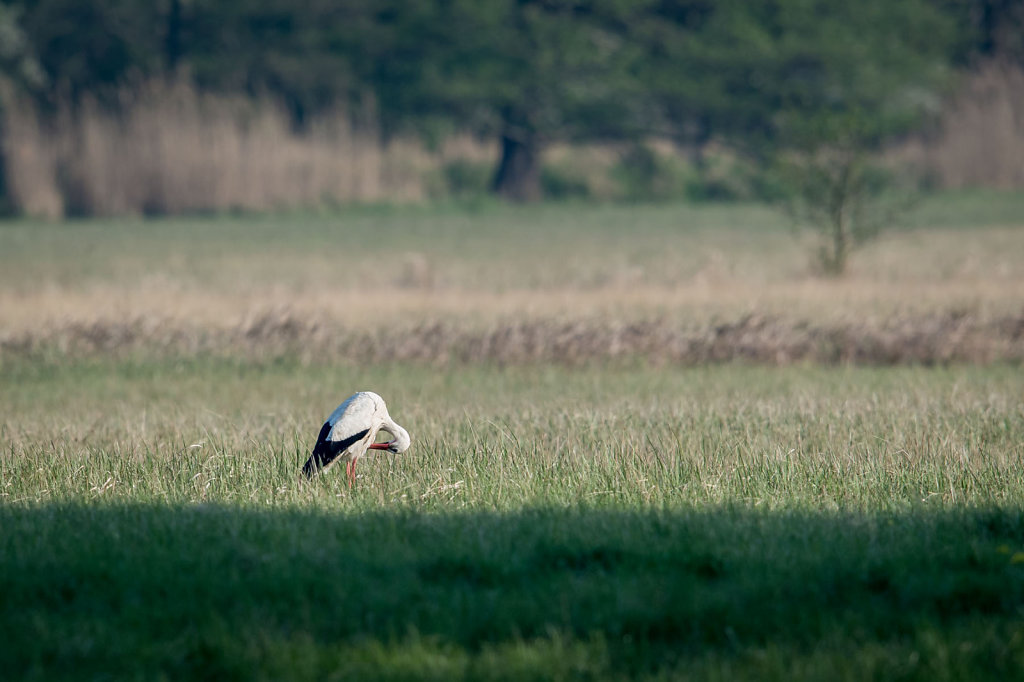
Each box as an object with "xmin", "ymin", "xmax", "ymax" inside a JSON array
[{"xmin": 1, "ymin": 0, "xmax": 1022, "ymax": 202}]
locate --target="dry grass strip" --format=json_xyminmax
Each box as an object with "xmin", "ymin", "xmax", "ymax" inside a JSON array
[{"xmin": 4, "ymin": 309, "xmax": 1022, "ymax": 366}]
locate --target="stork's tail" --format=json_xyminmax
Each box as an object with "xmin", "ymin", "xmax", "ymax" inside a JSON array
[
  {"xmin": 301, "ymin": 421, "xmax": 334, "ymax": 478},
  {"xmin": 301, "ymin": 455, "xmax": 322, "ymax": 479}
]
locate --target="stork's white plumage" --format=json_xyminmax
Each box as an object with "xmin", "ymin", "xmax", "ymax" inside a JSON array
[{"xmin": 302, "ymin": 391, "xmax": 411, "ymax": 485}]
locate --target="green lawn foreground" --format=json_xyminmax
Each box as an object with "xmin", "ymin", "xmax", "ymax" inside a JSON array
[
  {"xmin": 2, "ymin": 359, "xmax": 1024, "ymax": 680},
  {"xmin": 2, "ymin": 503, "xmax": 1024, "ymax": 681}
]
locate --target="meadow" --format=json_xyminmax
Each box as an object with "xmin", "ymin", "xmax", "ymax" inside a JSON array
[{"xmin": 2, "ymin": 195, "xmax": 1024, "ymax": 679}]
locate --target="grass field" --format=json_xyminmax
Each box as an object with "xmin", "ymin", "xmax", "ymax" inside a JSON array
[{"xmin": 2, "ymin": 195, "xmax": 1024, "ymax": 679}]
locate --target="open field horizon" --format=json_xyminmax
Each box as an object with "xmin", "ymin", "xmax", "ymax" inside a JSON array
[{"xmin": 3, "ymin": 193, "xmax": 1024, "ymax": 679}]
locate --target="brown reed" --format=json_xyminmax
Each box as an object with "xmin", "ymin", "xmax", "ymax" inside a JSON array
[{"xmin": 4, "ymin": 307, "xmax": 1021, "ymax": 366}]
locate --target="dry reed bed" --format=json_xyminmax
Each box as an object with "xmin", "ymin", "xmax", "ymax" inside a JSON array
[
  {"xmin": 3, "ymin": 62, "xmax": 1023, "ymax": 219},
  {"xmin": 4, "ymin": 307, "xmax": 1022, "ymax": 365},
  {"xmin": 898, "ymin": 61, "xmax": 1024, "ymax": 189},
  {"xmin": 3, "ymin": 81, "xmax": 493, "ymax": 218}
]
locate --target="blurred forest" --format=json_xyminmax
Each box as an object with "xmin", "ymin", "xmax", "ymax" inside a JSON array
[{"xmin": 1, "ymin": 0, "xmax": 1023, "ymax": 218}]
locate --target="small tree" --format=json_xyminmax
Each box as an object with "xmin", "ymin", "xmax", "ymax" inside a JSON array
[
  {"xmin": 748, "ymin": 1, "xmax": 956, "ymax": 275},
  {"xmin": 774, "ymin": 115, "xmax": 920, "ymax": 276}
]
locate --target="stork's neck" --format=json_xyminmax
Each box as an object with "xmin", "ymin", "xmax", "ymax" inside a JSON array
[{"xmin": 383, "ymin": 419, "xmax": 411, "ymax": 453}]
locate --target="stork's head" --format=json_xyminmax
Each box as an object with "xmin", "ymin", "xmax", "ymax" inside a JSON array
[
  {"xmin": 387, "ymin": 423, "xmax": 411, "ymax": 453},
  {"xmin": 369, "ymin": 421, "xmax": 411, "ymax": 454}
]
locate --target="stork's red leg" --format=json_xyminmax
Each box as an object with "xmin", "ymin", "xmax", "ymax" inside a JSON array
[
  {"xmin": 349, "ymin": 458, "xmax": 358, "ymax": 487},
  {"xmin": 345, "ymin": 460, "xmax": 354, "ymax": 488}
]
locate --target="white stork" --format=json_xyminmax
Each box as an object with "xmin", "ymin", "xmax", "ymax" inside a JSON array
[{"xmin": 302, "ymin": 391, "xmax": 411, "ymax": 486}]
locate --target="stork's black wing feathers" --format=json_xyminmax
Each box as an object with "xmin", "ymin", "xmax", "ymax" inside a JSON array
[{"xmin": 302, "ymin": 424, "xmax": 370, "ymax": 478}]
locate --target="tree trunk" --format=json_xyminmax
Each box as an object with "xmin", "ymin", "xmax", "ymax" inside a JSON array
[
  {"xmin": 165, "ymin": 0, "xmax": 183, "ymax": 72},
  {"xmin": 492, "ymin": 131, "xmax": 542, "ymax": 202},
  {"xmin": 824, "ymin": 210, "xmax": 848, "ymax": 276}
]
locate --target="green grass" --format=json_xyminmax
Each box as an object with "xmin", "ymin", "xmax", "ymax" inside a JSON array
[
  {"xmin": 0, "ymin": 202, "xmax": 793, "ymax": 292},
  {"xmin": 3, "ymin": 503, "xmax": 1023, "ymax": 681},
  {"xmin": 4, "ymin": 359, "xmax": 1023, "ymax": 510},
  {"xmin": 3, "ymin": 358, "xmax": 1024, "ymax": 679},
  {"xmin": 2, "ymin": 192, "xmax": 1023, "ymax": 294}
]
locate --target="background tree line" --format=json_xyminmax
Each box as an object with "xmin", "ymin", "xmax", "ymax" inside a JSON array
[
  {"xmin": 1, "ymin": 1, "xmax": 1022, "ymax": 263},
  {"xmin": 3, "ymin": 0, "xmax": 1022, "ymax": 192}
]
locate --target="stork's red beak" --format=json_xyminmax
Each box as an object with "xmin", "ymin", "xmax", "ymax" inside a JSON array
[{"xmin": 368, "ymin": 441, "xmax": 391, "ymax": 450}]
